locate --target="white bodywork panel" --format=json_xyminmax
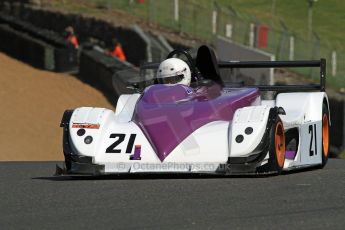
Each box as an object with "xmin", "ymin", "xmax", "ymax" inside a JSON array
[
  {"xmin": 276, "ymin": 92, "xmax": 329, "ymax": 128},
  {"xmin": 230, "ymin": 105, "xmax": 271, "ymax": 157},
  {"xmin": 69, "ymin": 106, "xmax": 230, "ymax": 173},
  {"xmin": 114, "ymin": 94, "xmax": 141, "ymax": 122},
  {"xmin": 276, "ymin": 92, "xmax": 328, "ymax": 169},
  {"xmin": 164, "ymin": 121, "xmax": 229, "ymax": 163}
]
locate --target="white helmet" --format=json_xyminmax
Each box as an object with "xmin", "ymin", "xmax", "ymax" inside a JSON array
[{"xmin": 156, "ymin": 58, "xmax": 191, "ymax": 86}]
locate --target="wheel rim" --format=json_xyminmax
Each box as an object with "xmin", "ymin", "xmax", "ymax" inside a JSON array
[
  {"xmin": 275, "ymin": 122, "xmax": 285, "ymax": 168},
  {"xmin": 322, "ymin": 114, "xmax": 329, "ymax": 158}
]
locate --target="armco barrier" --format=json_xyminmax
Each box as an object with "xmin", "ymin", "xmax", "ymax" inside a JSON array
[
  {"xmin": 0, "ymin": 13, "xmax": 77, "ymax": 72},
  {"xmin": 54, "ymin": 47, "xmax": 78, "ymax": 72},
  {"xmin": 0, "ymin": 14, "xmax": 67, "ymax": 48},
  {"xmin": 0, "ymin": 24, "xmax": 54, "ymax": 70}
]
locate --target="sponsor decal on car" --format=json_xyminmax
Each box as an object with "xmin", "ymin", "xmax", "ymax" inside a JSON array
[{"xmin": 72, "ymin": 123, "xmax": 100, "ymax": 129}]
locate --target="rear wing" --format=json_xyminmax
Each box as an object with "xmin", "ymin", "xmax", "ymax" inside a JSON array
[
  {"xmin": 141, "ymin": 59, "xmax": 326, "ymax": 92},
  {"xmin": 218, "ymin": 59, "xmax": 326, "ymax": 92}
]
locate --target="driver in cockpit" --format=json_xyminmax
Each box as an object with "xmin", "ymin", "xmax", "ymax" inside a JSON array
[
  {"xmin": 156, "ymin": 58, "xmax": 192, "ymax": 86},
  {"xmin": 155, "ymin": 57, "xmax": 221, "ymax": 99}
]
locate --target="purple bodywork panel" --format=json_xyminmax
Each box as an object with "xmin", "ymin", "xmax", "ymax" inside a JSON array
[{"xmin": 133, "ymin": 84, "xmax": 260, "ymax": 161}]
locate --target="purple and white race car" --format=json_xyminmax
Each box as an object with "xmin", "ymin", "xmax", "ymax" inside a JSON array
[{"xmin": 60, "ymin": 45, "xmax": 330, "ymax": 175}]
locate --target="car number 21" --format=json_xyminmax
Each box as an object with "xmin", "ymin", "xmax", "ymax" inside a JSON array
[{"xmin": 106, "ymin": 133, "xmax": 136, "ymax": 153}]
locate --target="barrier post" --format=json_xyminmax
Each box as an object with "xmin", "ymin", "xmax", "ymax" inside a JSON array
[
  {"xmin": 174, "ymin": 0, "xmax": 179, "ymax": 22},
  {"xmin": 331, "ymin": 50, "xmax": 337, "ymax": 76},
  {"xmin": 343, "ymin": 94, "xmax": 345, "ymax": 150},
  {"xmin": 249, "ymin": 23, "xmax": 255, "ymax": 48},
  {"xmin": 289, "ymin": 36, "xmax": 294, "ymax": 60},
  {"xmin": 212, "ymin": 10, "xmax": 217, "ymax": 34},
  {"xmin": 225, "ymin": 24, "xmax": 232, "ymax": 38}
]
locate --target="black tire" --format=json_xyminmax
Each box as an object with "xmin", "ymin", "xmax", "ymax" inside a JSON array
[
  {"xmin": 321, "ymin": 102, "xmax": 330, "ymax": 168},
  {"xmin": 261, "ymin": 117, "xmax": 286, "ymax": 174}
]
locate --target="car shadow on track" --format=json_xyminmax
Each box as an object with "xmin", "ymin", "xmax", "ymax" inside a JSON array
[
  {"xmin": 32, "ymin": 168, "xmax": 322, "ymax": 181},
  {"xmin": 31, "ymin": 163, "xmax": 325, "ymax": 181},
  {"xmin": 32, "ymin": 174, "xmax": 266, "ymax": 181}
]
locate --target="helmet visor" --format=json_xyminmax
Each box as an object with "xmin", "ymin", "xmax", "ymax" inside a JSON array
[
  {"xmin": 156, "ymin": 74, "xmax": 184, "ymax": 84},
  {"xmin": 156, "ymin": 68, "xmax": 186, "ymax": 84}
]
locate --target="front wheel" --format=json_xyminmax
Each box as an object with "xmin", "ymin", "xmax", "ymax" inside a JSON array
[{"xmin": 259, "ymin": 118, "xmax": 286, "ymax": 174}]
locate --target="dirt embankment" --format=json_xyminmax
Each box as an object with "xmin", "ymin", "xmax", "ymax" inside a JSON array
[{"xmin": 0, "ymin": 52, "xmax": 113, "ymax": 161}]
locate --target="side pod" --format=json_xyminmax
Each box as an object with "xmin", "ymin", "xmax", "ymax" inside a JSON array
[{"xmin": 229, "ymin": 106, "xmax": 283, "ymax": 172}]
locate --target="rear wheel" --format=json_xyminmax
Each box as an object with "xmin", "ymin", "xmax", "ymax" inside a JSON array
[{"xmin": 321, "ymin": 103, "xmax": 330, "ymax": 167}]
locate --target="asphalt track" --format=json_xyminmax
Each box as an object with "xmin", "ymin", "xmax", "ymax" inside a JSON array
[{"xmin": 0, "ymin": 159, "xmax": 344, "ymax": 230}]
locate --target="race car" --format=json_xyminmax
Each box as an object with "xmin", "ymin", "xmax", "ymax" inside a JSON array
[{"xmin": 59, "ymin": 45, "xmax": 330, "ymax": 175}]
